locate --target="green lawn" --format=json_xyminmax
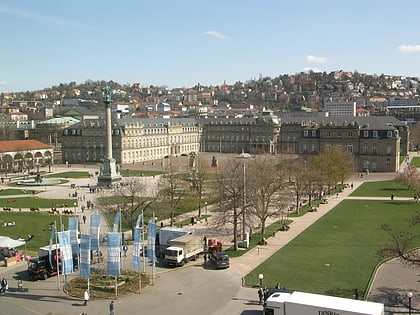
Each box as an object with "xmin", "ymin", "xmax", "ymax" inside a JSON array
[
  {"xmin": 350, "ymin": 180, "xmax": 413, "ymax": 197},
  {"xmin": 411, "ymin": 156, "xmax": 420, "ymax": 167},
  {"xmin": 120, "ymin": 169, "xmax": 162, "ymax": 177},
  {"xmin": 0, "ymin": 197, "xmax": 77, "ymax": 209},
  {"xmin": 45, "ymin": 171, "xmax": 90, "ymax": 179},
  {"xmin": 0, "ymin": 189, "xmax": 42, "ymax": 196},
  {"xmin": 245, "ymin": 199, "xmax": 419, "ymax": 299},
  {"xmin": 0, "ymin": 212, "xmax": 72, "ymax": 253}
]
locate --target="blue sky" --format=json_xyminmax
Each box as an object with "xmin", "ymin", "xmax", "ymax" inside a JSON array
[{"xmin": 1, "ymin": 0, "xmax": 420, "ymax": 93}]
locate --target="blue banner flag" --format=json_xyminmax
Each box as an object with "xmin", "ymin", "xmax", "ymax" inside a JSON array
[
  {"xmin": 57, "ymin": 231, "xmax": 73, "ymax": 275},
  {"xmin": 106, "ymin": 232, "xmax": 121, "ymax": 276},
  {"xmin": 49, "ymin": 225, "xmax": 56, "ymax": 267},
  {"xmin": 135, "ymin": 214, "xmax": 143, "ymax": 228},
  {"xmin": 147, "ymin": 221, "xmax": 157, "ymax": 263},
  {"xmin": 113, "ymin": 211, "xmax": 121, "ymax": 232},
  {"xmin": 68, "ymin": 217, "xmax": 79, "ymax": 254},
  {"xmin": 90, "ymin": 214, "xmax": 101, "ymax": 251},
  {"xmin": 133, "ymin": 227, "xmax": 142, "ymax": 271},
  {"xmin": 79, "ymin": 234, "xmax": 91, "ymax": 279}
]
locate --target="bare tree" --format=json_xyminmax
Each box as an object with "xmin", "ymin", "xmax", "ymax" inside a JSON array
[
  {"xmin": 213, "ymin": 159, "xmax": 244, "ymax": 251},
  {"xmin": 158, "ymin": 163, "xmax": 185, "ymax": 226},
  {"xmin": 246, "ymin": 156, "xmax": 287, "ymax": 235},
  {"xmin": 97, "ymin": 176, "xmax": 157, "ymax": 237},
  {"xmin": 288, "ymin": 159, "xmax": 308, "ymax": 213},
  {"xmin": 189, "ymin": 154, "xmax": 209, "ymax": 217},
  {"xmin": 379, "ymin": 213, "xmax": 420, "ymax": 268}
]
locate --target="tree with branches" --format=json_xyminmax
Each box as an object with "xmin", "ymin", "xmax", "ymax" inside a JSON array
[
  {"xmin": 397, "ymin": 165, "xmax": 420, "ymax": 199},
  {"xmin": 246, "ymin": 156, "xmax": 288, "ymax": 235},
  {"xmin": 189, "ymin": 154, "xmax": 209, "ymax": 217},
  {"xmin": 158, "ymin": 163, "xmax": 185, "ymax": 226},
  {"xmin": 379, "ymin": 212, "xmax": 420, "ymax": 268},
  {"xmin": 213, "ymin": 159, "xmax": 245, "ymax": 251},
  {"xmin": 287, "ymin": 159, "xmax": 308, "ymax": 213},
  {"xmin": 97, "ymin": 176, "xmax": 158, "ymax": 237}
]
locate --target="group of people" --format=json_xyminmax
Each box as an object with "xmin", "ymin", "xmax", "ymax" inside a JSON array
[
  {"xmin": 258, "ymin": 287, "xmax": 269, "ymax": 305},
  {"xmin": 82, "ymin": 291, "xmax": 114, "ymax": 315}
]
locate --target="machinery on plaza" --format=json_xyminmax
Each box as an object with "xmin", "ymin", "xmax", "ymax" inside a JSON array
[
  {"xmin": 156, "ymin": 226, "xmax": 193, "ymax": 257},
  {"xmin": 28, "ymin": 244, "xmax": 78, "ymax": 280},
  {"xmin": 164, "ymin": 234, "xmax": 204, "ymax": 266},
  {"xmin": 28, "ymin": 245, "xmax": 61, "ymax": 280},
  {"xmin": 263, "ymin": 291, "xmax": 384, "ymax": 315}
]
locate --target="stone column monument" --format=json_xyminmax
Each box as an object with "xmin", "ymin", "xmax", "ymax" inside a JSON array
[{"xmin": 97, "ymin": 85, "xmax": 122, "ymax": 186}]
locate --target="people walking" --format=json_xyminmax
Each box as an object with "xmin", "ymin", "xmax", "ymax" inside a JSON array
[
  {"xmin": 258, "ymin": 287, "xmax": 263, "ymax": 305},
  {"xmin": 83, "ymin": 290, "xmax": 89, "ymax": 306},
  {"xmin": 1, "ymin": 277, "xmax": 7, "ymax": 294},
  {"xmin": 109, "ymin": 300, "xmax": 115, "ymax": 315}
]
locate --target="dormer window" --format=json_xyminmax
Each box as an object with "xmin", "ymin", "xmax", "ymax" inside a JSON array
[
  {"xmin": 373, "ymin": 131, "xmax": 378, "ymax": 138},
  {"xmin": 304, "ymin": 130, "xmax": 308, "ymax": 137}
]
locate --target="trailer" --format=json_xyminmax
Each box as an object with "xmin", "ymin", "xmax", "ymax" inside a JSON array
[
  {"xmin": 164, "ymin": 234, "xmax": 204, "ymax": 266},
  {"xmin": 264, "ymin": 291, "xmax": 384, "ymax": 315},
  {"xmin": 156, "ymin": 227, "xmax": 193, "ymax": 257}
]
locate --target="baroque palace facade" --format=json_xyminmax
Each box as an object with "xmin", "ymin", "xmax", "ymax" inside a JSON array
[{"xmin": 60, "ymin": 115, "xmax": 409, "ymax": 173}]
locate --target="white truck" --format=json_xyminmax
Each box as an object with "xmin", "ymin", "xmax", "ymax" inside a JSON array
[
  {"xmin": 164, "ymin": 234, "xmax": 204, "ymax": 266},
  {"xmin": 264, "ymin": 291, "xmax": 384, "ymax": 315},
  {"xmin": 156, "ymin": 227, "xmax": 193, "ymax": 257}
]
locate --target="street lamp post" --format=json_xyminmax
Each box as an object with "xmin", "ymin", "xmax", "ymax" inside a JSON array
[
  {"xmin": 258, "ymin": 273, "xmax": 264, "ymax": 288},
  {"xmin": 73, "ymin": 202, "xmax": 77, "ymax": 214},
  {"xmin": 407, "ymin": 291, "xmax": 413, "ymax": 315},
  {"xmin": 205, "ymin": 201, "xmax": 208, "ymax": 216}
]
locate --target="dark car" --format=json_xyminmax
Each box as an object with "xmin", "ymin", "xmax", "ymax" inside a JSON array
[{"xmin": 210, "ymin": 251, "xmax": 230, "ymax": 269}]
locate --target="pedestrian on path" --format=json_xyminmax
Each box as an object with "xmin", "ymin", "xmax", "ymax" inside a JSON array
[
  {"xmin": 83, "ymin": 290, "xmax": 89, "ymax": 306},
  {"xmin": 258, "ymin": 287, "xmax": 263, "ymax": 305},
  {"xmin": 109, "ymin": 300, "xmax": 115, "ymax": 315}
]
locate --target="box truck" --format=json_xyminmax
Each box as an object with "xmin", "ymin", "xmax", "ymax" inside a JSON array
[
  {"xmin": 264, "ymin": 291, "xmax": 384, "ymax": 315},
  {"xmin": 28, "ymin": 243, "xmax": 78, "ymax": 280},
  {"xmin": 156, "ymin": 227, "xmax": 193, "ymax": 257},
  {"xmin": 164, "ymin": 234, "xmax": 204, "ymax": 266}
]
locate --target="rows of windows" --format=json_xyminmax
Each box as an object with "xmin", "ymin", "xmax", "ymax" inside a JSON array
[
  {"xmin": 304, "ymin": 129, "xmax": 396, "ymax": 139},
  {"xmin": 302, "ymin": 142, "xmax": 394, "ymax": 155}
]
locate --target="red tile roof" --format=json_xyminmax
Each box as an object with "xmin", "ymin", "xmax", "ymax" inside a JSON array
[{"xmin": 0, "ymin": 140, "xmax": 52, "ymax": 153}]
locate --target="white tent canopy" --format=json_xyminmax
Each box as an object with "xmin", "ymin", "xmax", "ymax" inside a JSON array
[{"xmin": 0, "ymin": 236, "xmax": 25, "ymax": 249}]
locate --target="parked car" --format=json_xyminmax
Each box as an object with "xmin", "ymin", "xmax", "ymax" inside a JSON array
[{"xmin": 210, "ymin": 251, "xmax": 230, "ymax": 269}]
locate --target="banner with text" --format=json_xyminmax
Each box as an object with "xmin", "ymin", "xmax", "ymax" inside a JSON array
[
  {"xmin": 68, "ymin": 216, "xmax": 79, "ymax": 254},
  {"xmin": 147, "ymin": 221, "xmax": 157, "ymax": 263},
  {"xmin": 79, "ymin": 234, "xmax": 91, "ymax": 279},
  {"xmin": 90, "ymin": 214, "xmax": 101, "ymax": 251},
  {"xmin": 57, "ymin": 231, "xmax": 73, "ymax": 275},
  {"xmin": 106, "ymin": 232, "xmax": 121, "ymax": 276}
]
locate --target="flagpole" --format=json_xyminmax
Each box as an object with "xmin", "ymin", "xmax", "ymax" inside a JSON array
[
  {"xmin": 139, "ymin": 211, "xmax": 144, "ymax": 294},
  {"xmin": 151, "ymin": 213, "xmax": 155, "ymax": 286},
  {"xmin": 55, "ymin": 221, "xmax": 60, "ymax": 290},
  {"xmin": 142, "ymin": 211, "xmax": 146, "ymax": 272}
]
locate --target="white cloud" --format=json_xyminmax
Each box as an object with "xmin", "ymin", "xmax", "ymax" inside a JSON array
[
  {"xmin": 398, "ymin": 45, "xmax": 420, "ymax": 53},
  {"xmin": 306, "ymin": 55, "xmax": 328, "ymax": 64},
  {"xmin": 0, "ymin": 81, "xmax": 7, "ymax": 85},
  {"xmin": 201, "ymin": 31, "xmax": 229, "ymax": 40}
]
